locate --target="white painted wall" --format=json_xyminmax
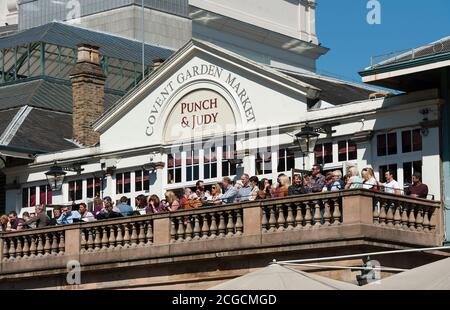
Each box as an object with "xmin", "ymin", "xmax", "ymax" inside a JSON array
[{"xmin": 0, "ymin": 0, "xmax": 18, "ymax": 27}]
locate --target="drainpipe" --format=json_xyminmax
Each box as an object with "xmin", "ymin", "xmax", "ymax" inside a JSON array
[{"xmin": 441, "ymin": 67, "xmax": 450, "ymax": 245}]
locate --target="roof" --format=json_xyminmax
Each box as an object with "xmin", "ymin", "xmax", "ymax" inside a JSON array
[
  {"xmin": 0, "ymin": 21, "xmax": 174, "ymax": 66},
  {"xmin": 208, "ymin": 264, "xmax": 357, "ymax": 290},
  {"xmin": 362, "ymin": 257, "xmax": 450, "ymax": 290},
  {"xmin": 0, "ymin": 107, "xmax": 75, "ymax": 153},
  {"xmin": 368, "ymin": 36, "xmax": 450, "ymax": 69},
  {"xmin": 284, "ymin": 71, "xmax": 377, "ymax": 105},
  {"xmin": 0, "ymin": 77, "xmax": 123, "ymax": 114}
]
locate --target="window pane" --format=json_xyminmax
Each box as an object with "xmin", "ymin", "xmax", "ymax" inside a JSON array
[
  {"xmin": 413, "ymin": 161, "xmax": 422, "ymax": 175},
  {"xmin": 338, "ymin": 141, "xmax": 347, "ymax": 162},
  {"xmin": 86, "ymin": 178, "xmax": 94, "ymax": 198},
  {"xmin": 116, "ymin": 173, "xmax": 123, "ymax": 194},
  {"xmin": 69, "ymin": 181, "xmax": 75, "ymax": 201},
  {"xmin": 124, "ymin": 172, "xmax": 131, "ymax": 193},
  {"xmin": 30, "ymin": 187, "xmax": 36, "ymax": 206},
  {"xmin": 47, "ymin": 186, "xmax": 52, "ymax": 205},
  {"xmin": 277, "ymin": 149, "xmax": 285, "ymax": 172},
  {"xmin": 377, "ymin": 135, "xmax": 386, "ymax": 157},
  {"xmin": 324, "ymin": 143, "xmax": 333, "ymax": 164},
  {"xmin": 186, "ymin": 166, "xmax": 193, "ymax": 182},
  {"xmin": 402, "ymin": 131, "xmax": 412, "ymax": 153},
  {"xmin": 387, "ymin": 133, "xmax": 397, "ymax": 155},
  {"xmin": 222, "ymin": 161, "xmax": 230, "ymax": 177},
  {"xmin": 211, "ymin": 162, "xmax": 217, "ymax": 178},
  {"xmin": 40, "ymin": 185, "xmax": 47, "ymax": 205},
  {"xmin": 135, "ymin": 171, "xmax": 142, "ymax": 192},
  {"xmin": 388, "ymin": 164, "xmax": 398, "ymax": 181},
  {"xmin": 204, "ymin": 164, "xmax": 210, "ymax": 179},
  {"xmin": 286, "ymin": 149, "xmax": 295, "ymax": 171},
  {"xmin": 314, "ymin": 144, "xmax": 323, "ymax": 165},
  {"xmin": 75, "ymin": 180, "xmax": 82, "ymax": 200},
  {"xmin": 379, "ymin": 165, "xmax": 388, "ymax": 183},
  {"xmin": 412, "ymin": 129, "xmax": 422, "ymax": 152},
  {"xmin": 175, "ymin": 168, "xmax": 182, "ymax": 183},
  {"xmin": 143, "ymin": 171, "xmax": 150, "ymax": 190},
  {"xmin": 22, "ymin": 188, "xmax": 28, "ymax": 208},
  {"xmin": 348, "ymin": 141, "xmax": 357, "ymax": 160},
  {"xmin": 403, "ymin": 162, "xmax": 412, "ymax": 185}
]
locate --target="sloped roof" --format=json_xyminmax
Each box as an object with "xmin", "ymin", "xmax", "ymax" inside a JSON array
[
  {"xmin": 283, "ymin": 71, "xmax": 376, "ymax": 105},
  {"xmin": 0, "ymin": 21, "xmax": 174, "ymax": 66},
  {"xmin": 208, "ymin": 264, "xmax": 357, "ymax": 290},
  {"xmin": 0, "ymin": 78, "xmax": 123, "ymax": 113}
]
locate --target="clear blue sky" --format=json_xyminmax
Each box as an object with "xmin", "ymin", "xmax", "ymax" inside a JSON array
[{"xmin": 316, "ymin": 0, "xmax": 450, "ymax": 83}]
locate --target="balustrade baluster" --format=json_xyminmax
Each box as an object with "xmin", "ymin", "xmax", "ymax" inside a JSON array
[
  {"xmin": 130, "ymin": 223, "xmax": 138, "ymax": 247},
  {"xmin": 294, "ymin": 203, "xmax": 304, "ymax": 230},
  {"xmin": 15, "ymin": 236, "xmax": 23, "ymax": 259},
  {"xmin": 268, "ymin": 207, "xmax": 276, "ymax": 232},
  {"xmin": 44, "ymin": 233, "xmax": 51, "ymax": 256},
  {"xmin": 277, "ymin": 205, "xmax": 286, "ymax": 232},
  {"xmin": 429, "ymin": 208, "xmax": 437, "ymax": 231},
  {"xmin": 332, "ymin": 198, "xmax": 341, "ymax": 225},
  {"xmin": 416, "ymin": 208, "xmax": 424, "ymax": 231},
  {"xmin": 109, "ymin": 225, "xmax": 117, "ymax": 248},
  {"xmin": 80, "ymin": 230, "xmax": 86, "ymax": 253},
  {"xmin": 379, "ymin": 201, "xmax": 387, "ymax": 226},
  {"xmin": 185, "ymin": 217, "xmax": 193, "ymax": 241},
  {"xmin": 138, "ymin": 221, "xmax": 146, "ymax": 245},
  {"xmin": 58, "ymin": 232, "xmax": 65, "ymax": 255},
  {"xmin": 2, "ymin": 239, "xmax": 8, "ymax": 261},
  {"xmin": 146, "ymin": 221, "xmax": 153, "ymax": 244},
  {"xmin": 201, "ymin": 214, "xmax": 209, "ymax": 240},
  {"xmin": 373, "ymin": 198, "xmax": 380, "ymax": 224},
  {"xmin": 314, "ymin": 202, "xmax": 321, "ymax": 227},
  {"xmin": 304, "ymin": 204, "xmax": 312, "ymax": 228},
  {"xmin": 87, "ymin": 228, "xmax": 94, "ymax": 251},
  {"xmin": 218, "ymin": 212, "xmax": 226, "ymax": 238},
  {"xmin": 176, "ymin": 216, "xmax": 185, "ymax": 242},
  {"xmin": 36, "ymin": 235, "xmax": 44, "ymax": 256},
  {"xmin": 235, "ymin": 210, "xmax": 243, "ymax": 236},
  {"xmin": 51, "ymin": 232, "xmax": 58, "ymax": 256},
  {"xmin": 193, "ymin": 215, "xmax": 201, "ymax": 240},
  {"xmin": 386, "ymin": 201, "xmax": 394, "ymax": 227},
  {"xmin": 286, "ymin": 205, "xmax": 294, "ymax": 230},
  {"xmin": 209, "ymin": 213, "xmax": 217, "ymax": 239},
  {"xmin": 22, "ymin": 236, "xmax": 30, "ymax": 258},
  {"xmin": 8, "ymin": 237, "xmax": 16, "ymax": 260},
  {"xmin": 401, "ymin": 205, "xmax": 409, "ymax": 229},
  {"xmin": 408, "ymin": 205, "xmax": 416, "ymax": 231},
  {"xmin": 116, "ymin": 224, "xmax": 123, "ymax": 248},
  {"xmin": 123, "ymin": 223, "xmax": 131, "ymax": 248},
  {"xmin": 29, "ymin": 235, "xmax": 36, "ymax": 257},
  {"xmin": 393, "ymin": 203, "xmax": 401, "ymax": 228},
  {"xmin": 226, "ymin": 210, "xmax": 235, "ymax": 237},
  {"xmin": 323, "ymin": 201, "xmax": 331, "ymax": 226},
  {"xmin": 422, "ymin": 209, "xmax": 430, "ymax": 232},
  {"xmin": 261, "ymin": 208, "xmax": 268, "ymax": 233},
  {"xmin": 170, "ymin": 220, "xmax": 176, "ymax": 243},
  {"xmin": 94, "ymin": 227, "xmax": 102, "ymax": 250}
]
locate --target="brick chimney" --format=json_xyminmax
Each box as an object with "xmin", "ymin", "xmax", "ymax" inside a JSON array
[{"xmin": 69, "ymin": 44, "xmax": 106, "ymax": 146}]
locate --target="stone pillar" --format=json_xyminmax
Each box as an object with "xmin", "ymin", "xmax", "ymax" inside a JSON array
[
  {"xmin": 69, "ymin": 44, "xmax": 106, "ymax": 146},
  {"xmin": 243, "ymin": 203, "xmax": 262, "ymax": 236},
  {"xmin": 65, "ymin": 225, "xmax": 81, "ymax": 259},
  {"xmin": 153, "ymin": 217, "xmax": 170, "ymax": 245},
  {"xmin": 342, "ymin": 193, "xmax": 374, "ymax": 225}
]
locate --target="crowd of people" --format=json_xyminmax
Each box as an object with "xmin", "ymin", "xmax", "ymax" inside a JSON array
[{"xmin": 0, "ymin": 164, "xmax": 430, "ymax": 232}]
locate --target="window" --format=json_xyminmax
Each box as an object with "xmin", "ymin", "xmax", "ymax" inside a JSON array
[
  {"xmin": 22, "ymin": 187, "xmax": 36, "ymax": 208},
  {"xmin": 338, "ymin": 140, "xmax": 357, "ymax": 162},
  {"xmin": 379, "ymin": 164, "xmax": 398, "ymax": 183},
  {"xmin": 204, "ymin": 147, "xmax": 217, "ymax": 179},
  {"xmin": 69, "ymin": 180, "xmax": 83, "ymax": 201},
  {"xmin": 377, "ymin": 133, "xmax": 397, "ymax": 156},
  {"xmin": 314, "ymin": 143, "xmax": 333, "ymax": 165},
  {"xmin": 86, "ymin": 178, "xmax": 101, "ymax": 198},
  {"xmin": 185, "ymin": 150, "xmax": 200, "ymax": 182},
  {"xmin": 255, "ymin": 149, "xmax": 272, "ymax": 175},
  {"xmin": 116, "ymin": 172, "xmax": 131, "ymax": 194},
  {"xmin": 135, "ymin": 170, "xmax": 150, "ymax": 192},
  {"xmin": 222, "ymin": 145, "xmax": 237, "ymax": 177},
  {"xmin": 39, "ymin": 185, "xmax": 52, "ymax": 205},
  {"xmin": 403, "ymin": 161, "xmax": 422, "ymax": 185},
  {"xmin": 402, "ymin": 129, "xmax": 422, "ymax": 153},
  {"xmin": 167, "ymin": 153, "xmax": 182, "ymax": 184},
  {"xmin": 277, "ymin": 149, "xmax": 295, "ymax": 172}
]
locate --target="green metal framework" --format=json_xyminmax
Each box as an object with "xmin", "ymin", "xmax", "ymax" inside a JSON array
[{"xmin": 0, "ymin": 41, "xmax": 152, "ymax": 92}]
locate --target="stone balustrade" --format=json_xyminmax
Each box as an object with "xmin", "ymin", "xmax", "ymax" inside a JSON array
[{"xmin": 0, "ymin": 190, "xmax": 443, "ymax": 278}]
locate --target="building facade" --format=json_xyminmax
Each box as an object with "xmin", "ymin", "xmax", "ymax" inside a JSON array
[{"xmin": 2, "ymin": 39, "xmax": 441, "ymax": 215}]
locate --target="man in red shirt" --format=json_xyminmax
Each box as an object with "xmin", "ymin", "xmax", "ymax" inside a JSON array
[{"xmin": 405, "ymin": 172, "xmax": 429, "ymax": 199}]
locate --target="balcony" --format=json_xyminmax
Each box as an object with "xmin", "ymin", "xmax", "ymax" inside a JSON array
[{"xmin": 0, "ymin": 189, "xmax": 443, "ymax": 289}]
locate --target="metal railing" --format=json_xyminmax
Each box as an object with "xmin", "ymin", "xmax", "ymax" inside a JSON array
[{"xmin": 369, "ymin": 38, "xmax": 450, "ymax": 68}]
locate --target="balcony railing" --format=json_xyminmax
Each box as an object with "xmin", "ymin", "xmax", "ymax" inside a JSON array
[{"xmin": 0, "ymin": 190, "xmax": 443, "ymax": 276}]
